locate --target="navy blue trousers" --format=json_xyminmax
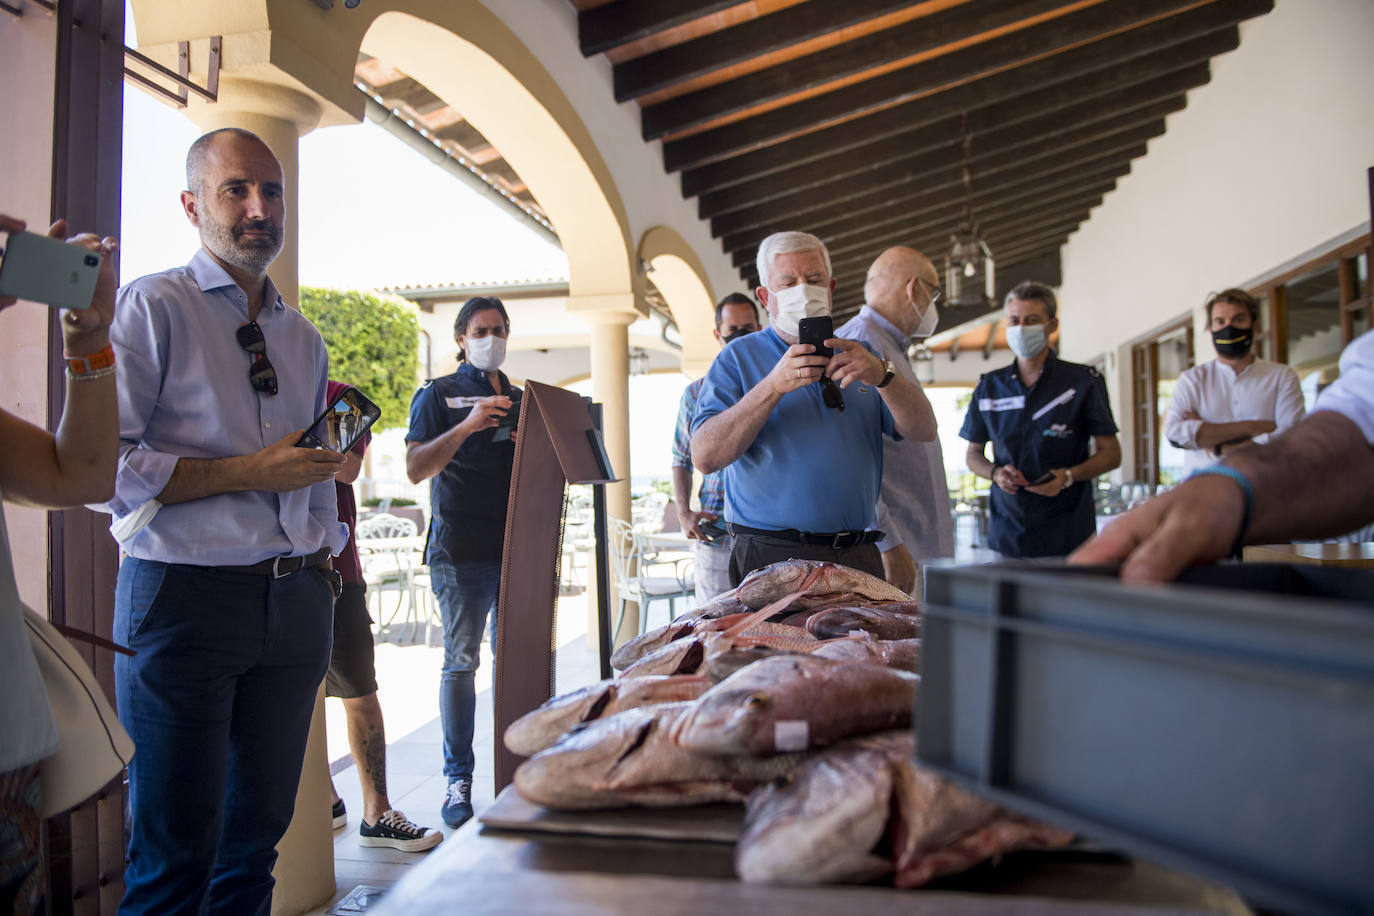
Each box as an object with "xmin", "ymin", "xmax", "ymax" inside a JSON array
[{"xmin": 113, "ymin": 559, "xmax": 333, "ymax": 916}]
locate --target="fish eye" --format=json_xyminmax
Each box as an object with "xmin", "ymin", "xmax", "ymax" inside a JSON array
[
  {"xmin": 745, "ymin": 694, "xmax": 769, "ymax": 708},
  {"xmin": 771, "ymin": 773, "xmax": 793, "ymax": 789}
]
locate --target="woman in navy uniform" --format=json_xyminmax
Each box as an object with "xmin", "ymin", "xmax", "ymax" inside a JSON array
[{"xmin": 961, "ymin": 282, "xmax": 1122, "ymax": 558}]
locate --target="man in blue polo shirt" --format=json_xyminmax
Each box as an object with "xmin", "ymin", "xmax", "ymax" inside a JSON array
[
  {"xmin": 961, "ymin": 281, "xmax": 1121, "ymax": 558},
  {"xmin": 692, "ymin": 231, "xmax": 938, "ymax": 585}
]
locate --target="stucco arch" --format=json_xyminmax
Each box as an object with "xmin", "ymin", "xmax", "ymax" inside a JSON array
[
  {"xmin": 359, "ymin": 7, "xmax": 637, "ymax": 306},
  {"xmin": 638, "ymin": 226, "xmax": 719, "ymax": 378}
]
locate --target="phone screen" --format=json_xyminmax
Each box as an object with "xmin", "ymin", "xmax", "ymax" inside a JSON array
[
  {"xmin": 297, "ymin": 386, "xmax": 381, "ymax": 453},
  {"xmin": 797, "ymin": 316, "xmax": 834, "ymax": 358},
  {"xmin": 0, "ymin": 230, "xmax": 100, "ymax": 311}
]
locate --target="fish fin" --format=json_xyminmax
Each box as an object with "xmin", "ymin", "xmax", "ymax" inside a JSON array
[{"xmin": 720, "ymin": 568, "xmax": 825, "ymax": 640}]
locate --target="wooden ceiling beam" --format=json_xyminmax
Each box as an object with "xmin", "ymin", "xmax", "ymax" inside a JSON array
[
  {"xmin": 612, "ymin": 0, "xmax": 922, "ymax": 103},
  {"xmin": 730, "ymin": 176, "xmax": 1119, "ymax": 269},
  {"xmin": 825, "ymin": 206, "xmax": 1097, "ymax": 280},
  {"xmin": 721, "ymin": 152, "xmax": 1137, "ymax": 255},
  {"xmin": 644, "ymin": 0, "xmax": 1131, "ymax": 139},
  {"xmin": 663, "ymin": 0, "xmax": 1268, "ymax": 172},
  {"xmin": 728, "ymin": 160, "xmax": 1130, "ymax": 266},
  {"xmin": 698, "ymin": 89, "xmax": 1181, "ymax": 221},
  {"xmin": 697, "ymin": 65, "xmax": 1197, "ymax": 213},
  {"xmin": 710, "ymin": 119, "xmax": 1159, "ymax": 239},
  {"xmin": 578, "ymin": 0, "xmax": 740, "ymax": 57},
  {"xmin": 678, "ymin": 23, "xmax": 1231, "ymax": 196},
  {"xmin": 823, "ymin": 191, "xmax": 1108, "ymax": 267}
]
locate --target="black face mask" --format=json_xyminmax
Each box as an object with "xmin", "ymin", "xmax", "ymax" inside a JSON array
[
  {"xmin": 1211, "ymin": 324, "xmax": 1254, "ymax": 358},
  {"xmin": 722, "ymin": 328, "xmax": 755, "ymax": 345}
]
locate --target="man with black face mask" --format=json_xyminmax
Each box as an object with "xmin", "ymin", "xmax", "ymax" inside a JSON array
[
  {"xmin": 1163, "ymin": 288, "xmax": 1304, "ymax": 476},
  {"xmin": 671, "ymin": 293, "xmax": 760, "ymax": 601}
]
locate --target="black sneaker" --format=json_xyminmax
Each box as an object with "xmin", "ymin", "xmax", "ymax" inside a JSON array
[
  {"xmin": 441, "ymin": 779, "xmax": 473, "ymax": 828},
  {"xmin": 359, "ymin": 809, "xmax": 442, "ymax": 852},
  {"xmin": 332, "ymin": 798, "xmax": 347, "ymax": 830}
]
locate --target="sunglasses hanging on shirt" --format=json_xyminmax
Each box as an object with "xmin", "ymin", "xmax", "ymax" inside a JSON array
[{"xmin": 235, "ymin": 321, "xmax": 279, "ymax": 396}]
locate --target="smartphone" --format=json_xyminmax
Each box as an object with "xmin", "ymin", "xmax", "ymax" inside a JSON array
[
  {"xmin": 797, "ymin": 316, "xmax": 834, "ymax": 358},
  {"xmin": 1032, "ymin": 471, "xmax": 1055, "ymax": 485},
  {"xmin": 0, "ymin": 230, "xmax": 100, "ymax": 311},
  {"xmin": 297, "ymin": 386, "xmax": 381, "ymax": 453},
  {"xmin": 698, "ymin": 519, "xmax": 729, "ymax": 542},
  {"xmin": 492, "ymin": 389, "xmax": 523, "ymax": 443}
]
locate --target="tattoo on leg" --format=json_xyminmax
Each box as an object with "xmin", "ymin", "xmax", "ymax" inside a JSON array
[{"xmin": 363, "ymin": 725, "xmax": 387, "ymax": 799}]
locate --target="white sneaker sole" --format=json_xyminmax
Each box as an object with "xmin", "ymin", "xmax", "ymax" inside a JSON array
[{"xmin": 358, "ymin": 830, "xmax": 443, "ymax": 852}]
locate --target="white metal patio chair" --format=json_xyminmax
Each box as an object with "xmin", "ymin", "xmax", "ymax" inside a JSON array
[{"xmin": 608, "ymin": 517, "xmax": 694, "ymax": 642}]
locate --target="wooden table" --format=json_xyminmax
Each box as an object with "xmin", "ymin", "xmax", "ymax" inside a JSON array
[
  {"xmin": 1243, "ymin": 542, "xmax": 1374, "ymax": 568},
  {"xmin": 371, "ymin": 789, "xmax": 1251, "ymax": 916}
]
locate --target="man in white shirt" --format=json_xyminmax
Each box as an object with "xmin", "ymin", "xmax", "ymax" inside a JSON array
[{"xmin": 1163, "ymin": 288, "xmax": 1304, "ymax": 474}]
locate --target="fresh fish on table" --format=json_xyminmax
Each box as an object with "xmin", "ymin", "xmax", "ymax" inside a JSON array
[
  {"xmin": 610, "ymin": 611, "xmax": 757, "ymax": 671},
  {"xmin": 736, "ymin": 736, "xmax": 899, "ymax": 885},
  {"xmin": 889, "ymin": 735, "xmax": 1075, "ymax": 887},
  {"xmin": 805, "ymin": 605, "xmax": 922, "ymax": 641},
  {"xmin": 737, "ymin": 560, "xmax": 911, "ymax": 610},
  {"xmin": 503, "ymin": 674, "xmax": 711, "ymax": 757},
  {"xmin": 618, "ymin": 637, "xmax": 708, "ymax": 679},
  {"xmin": 736, "ymin": 731, "xmax": 1074, "ymax": 887},
  {"xmin": 812, "ymin": 637, "xmax": 920, "ymax": 672},
  {"xmin": 676, "ymin": 655, "xmax": 917, "ymax": 756},
  {"xmin": 619, "ymin": 625, "xmax": 823, "ymax": 679},
  {"xmin": 513, "ymin": 703, "xmax": 804, "ymax": 810}
]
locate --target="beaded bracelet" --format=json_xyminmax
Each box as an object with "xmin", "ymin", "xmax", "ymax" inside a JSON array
[
  {"xmin": 1187, "ymin": 465, "xmax": 1255, "ymax": 558},
  {"xmin": 66, "ymin": 364, "xmax": 117, "ymax": 382}
]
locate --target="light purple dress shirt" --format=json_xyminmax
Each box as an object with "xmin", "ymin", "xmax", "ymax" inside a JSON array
[
  {"xmin": 97, "ymin": 249, "xmax": 346, "ymax": 566},
  {"xmin": 838, "ymin": 306, "xmax": 954, "ymax": 559}
]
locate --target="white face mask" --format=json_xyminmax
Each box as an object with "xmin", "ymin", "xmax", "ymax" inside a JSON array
[
  {"xmin": 465, "ymin": 334, "xmax": 507, "ymax": 371},
  {"xmin": 913, "ymin": 300, "xmax": 939, "ymax": 338},
  {"xmin": 1005, "ymin": 324, "xmax": 1047, "ymax": 359},
  {"xmin": 769, "ymin": 283, "xmax": 830, "ymax": 339}
]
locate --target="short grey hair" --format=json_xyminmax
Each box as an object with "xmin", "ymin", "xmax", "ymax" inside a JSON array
[
  {"xmin": 1005, "ymin": 280, "xmax": 1058, "ymax": 321},
  {"xmin": 756, "ymin": 231, "xmax": 832, "ymax": 290},
  {"xmin": 186, "ymin": 127, "xmax": 267, "ymax": 195}
]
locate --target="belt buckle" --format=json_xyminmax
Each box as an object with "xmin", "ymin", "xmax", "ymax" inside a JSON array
[
  {"xmin": 271, "ymin": 556, "xmax": 292, "ymax": 579},
  {"xmin": 831, "ymin": 532, "xmax": 849, "ymax": 549}
]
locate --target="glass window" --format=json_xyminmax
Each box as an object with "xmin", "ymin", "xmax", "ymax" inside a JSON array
[
  {"xmin": 1284, "ymin": 263, "xmax": 1343, "ymax": 374},
  {"xmin": 1154, "ymin": 326, "xmax": 1191, "ymax": 487}
]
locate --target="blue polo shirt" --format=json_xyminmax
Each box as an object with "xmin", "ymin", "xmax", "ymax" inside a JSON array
[
  {"xmin": 692, "ymin": 327, "xmax": 896, "ymax": 533},
  {"xmin": 406, "ymin": 362, "xmax": 519, "ymax": 565},
  {"xmin": 960, "ymin": 350, "xmax": 1117, "ymax": 558}
]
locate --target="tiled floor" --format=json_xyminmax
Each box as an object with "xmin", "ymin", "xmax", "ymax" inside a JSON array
[
  {"xmin": 307, "ymin": 588, "xmax": 620, "ymax": 915},
  {"xmin": 307, "ymin": 539, "xmax": 996, "ymax": 914}
]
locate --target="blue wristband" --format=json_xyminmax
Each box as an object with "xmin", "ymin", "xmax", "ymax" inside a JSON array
[{"xmin": 1187, "ymin": 465, "xmax": 1255, "ymax": 558}]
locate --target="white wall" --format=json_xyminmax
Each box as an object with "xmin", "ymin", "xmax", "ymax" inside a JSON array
[
  {"xmin": 0, "ymin": 11, "xmax": 59, "ymax": 610},
  {"xmin": 1057, "ymin": 0, "xmax": 1374, "ymax": 473},
  {"xmin": 482, "ymin": 0, "xmax": 745, "ymax": 305}
]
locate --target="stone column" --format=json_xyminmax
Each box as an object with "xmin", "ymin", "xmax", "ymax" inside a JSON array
[{"xmin": 187, "ymin": 80, "xmax": 334, "ymax": 916}]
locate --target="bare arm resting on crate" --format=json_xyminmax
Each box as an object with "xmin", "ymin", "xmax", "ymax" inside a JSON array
[{"xmin": 1072, "ymin": 411, "xmax": 1374, "ymax": 583}]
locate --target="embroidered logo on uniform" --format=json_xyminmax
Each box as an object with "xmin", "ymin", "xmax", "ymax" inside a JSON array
[
  {"xmin": 445, "ymin": 396, "xmax": 485, "ymax": 409},
  {"xmin": 1042, "ymin": 424, "xmax": 1073, "ymax": 439},
  {"xmin": 979, "ymin": 396, "xmax": 1025, "ymax": 412}
]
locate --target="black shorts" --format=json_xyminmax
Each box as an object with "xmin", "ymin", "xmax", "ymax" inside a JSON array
[
  {"xmin": 325, "ymin": 583, "xmax": 378, "ymax": 699},
  {"xmin": 728, "ymin": 534, "xmax": 883, "ymax": 588}
]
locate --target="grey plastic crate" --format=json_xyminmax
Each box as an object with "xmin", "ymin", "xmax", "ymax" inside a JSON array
[{"xmin": 918, "ymin": 563, "xmax": 1374, "ymax": 916}]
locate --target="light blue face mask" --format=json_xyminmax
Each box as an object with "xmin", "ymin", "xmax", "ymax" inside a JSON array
[{"xmin": 1006, "ymin": 324, "xmax": 1047, "ymax": 359}]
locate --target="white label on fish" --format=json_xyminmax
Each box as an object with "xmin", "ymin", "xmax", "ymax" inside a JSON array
[{"xmin": 774, "ymin": 720, "xmax": 809, "ymax": 752}]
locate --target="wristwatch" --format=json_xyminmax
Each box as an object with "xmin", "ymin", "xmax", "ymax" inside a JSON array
[
  {"xmin": 875, "ymin": 359, "xmax": 896, "ymax": 388},
  {"xmin": 1063, "ymin": 468, "xmax": 1075, "ymax": 487}
]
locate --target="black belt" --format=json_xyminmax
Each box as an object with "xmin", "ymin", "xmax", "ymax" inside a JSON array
[
  {"xmin": 213, "ymin": 547, "xmax": 333, "ymax": 578},
  {"xmin": 728, "ymin": 524, "xmax": 883, "ymax": 549}
]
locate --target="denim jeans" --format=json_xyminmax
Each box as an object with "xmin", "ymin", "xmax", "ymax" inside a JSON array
[
  {"xmin": 114, "ymin": 559, "xmax": 333, "ymax": 916},
  {"xmin": 429, "ymin": 560, "xmax": 501, "ymax": 783}
]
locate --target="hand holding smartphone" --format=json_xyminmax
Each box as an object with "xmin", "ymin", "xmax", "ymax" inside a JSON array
[
  {"xmin": 0, "ymin": 230, "xmax": 102, "ymax": 311},
  {"xmin": 797, "ymin": 316, "xmax": 834, "ymax": 358},
  {"xmin": 297, "ymin": 386, "xmax": 381, "ymax": 454}
]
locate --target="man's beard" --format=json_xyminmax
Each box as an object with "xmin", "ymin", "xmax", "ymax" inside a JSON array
[{"xmin": 200, "ymin": 211, "xmax": 282, "ymax": 277}]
